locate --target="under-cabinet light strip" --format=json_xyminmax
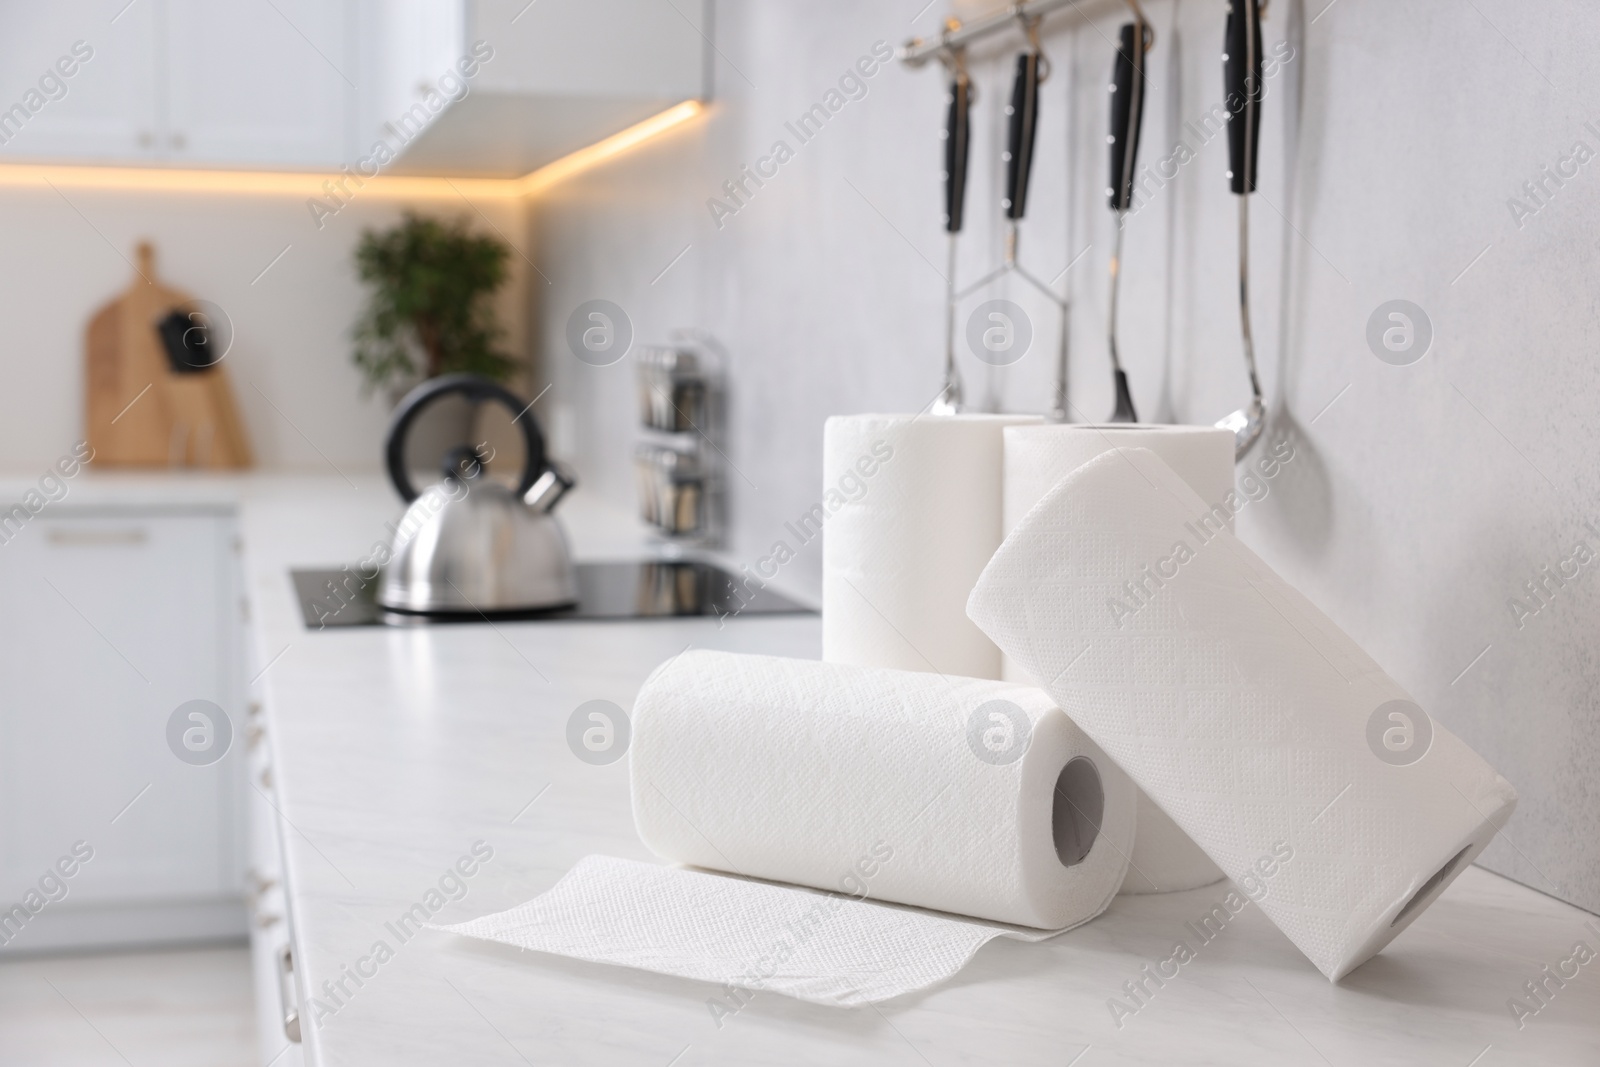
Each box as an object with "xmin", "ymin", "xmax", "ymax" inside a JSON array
[
  {"xmin": 0, "ymin": 100, "xmax": 704, "ymax": 200},
  {"xmin": 519, "ymin": 100, "xmax": 702, "ymax": 195}
]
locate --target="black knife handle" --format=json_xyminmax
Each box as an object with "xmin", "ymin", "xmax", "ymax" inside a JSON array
[
  {"xmin": 1108, "ymin": 21, "xmax": 1149, "ymax": 212},
  {"xmin": 1003, "ymin": 51, "xmax": 1041, "ymax": 221},
  {"xmin": 1224, "ymin": 0, "xmax": 1263, "ymax": 194},
  {"xmin": 944, "ymin": 72, "xmax": 971, "ymax": 233}
]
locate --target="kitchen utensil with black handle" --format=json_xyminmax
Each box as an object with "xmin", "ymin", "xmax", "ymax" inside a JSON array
[
  {"xmin": 1105, "ymin": 18, "xmax": 1150, "ymax": 423},
  {"xmin": 1107, "ymin": 21, "xmax": 1148, "ymax": 214},
  {"xmin": 1225, "ymin": 0, "xmax": 1264, "ymax": 195},
  {"xmin": 972, "ymin": 46, "xmax": 1043, "ymax": 412},
  {"xmin": 1003, "ymin": 50, "xmax": 1042, "ymax": 221},
  {"xmin": 944, "ymin": 69, "xmax": 971, "ymax": 235},
  {"xmin": 934, "ymin": 55, "xmax": 973, "ymax": 416},
  {"xmin": 1215, "ymin": 0, "xmax": 1267, "ymax": 459}
]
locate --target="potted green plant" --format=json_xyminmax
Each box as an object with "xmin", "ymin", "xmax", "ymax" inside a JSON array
[{"xmin": 351, "ymin": 211, "xmax": 516, "ymax": 395}]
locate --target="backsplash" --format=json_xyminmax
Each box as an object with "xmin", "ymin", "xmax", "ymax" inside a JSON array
[{"xmin": 530, "ymin": 0, "xmax": 1600, "ymax": 913}]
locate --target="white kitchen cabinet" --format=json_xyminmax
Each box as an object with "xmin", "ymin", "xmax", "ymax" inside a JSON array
[
  {"xmin": 0, "ymin": 0, "xmax": 704, "ymax": 176},
  {"xmin": 0, "ymin": 508, "xmax": 246, "ymax": 953},
  {"xmin": 165, "ymin": 0, "xmax": 356, "ymax": 167},
  {"xmin": 0, "ymin": 0, "xmax": 358, "ymax": 169},
  {"xmin": 0, "ymin": 2, "xmax": 160, "ymax": 161},
  {"xmin": 351, "ymin": 0, "xmax": 464, "ymax": 157}
]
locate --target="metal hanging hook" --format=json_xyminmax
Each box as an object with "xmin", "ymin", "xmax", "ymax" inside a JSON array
[
  {"xmin": 1122, "ymin": 0, "xmax": 1156, "ymax": 51},
  {"xmin": 1013, "ymin": 6, "xmax": 1051, "ymax": 83},
  {"xmin": 936, "ymin": 19, "xmax": 978, "ymax": 104},
  {"xmin": 937, "ymin": 46, "xmax": 973, "ymax": 99}
]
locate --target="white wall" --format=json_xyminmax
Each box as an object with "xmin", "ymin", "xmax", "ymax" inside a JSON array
[
  {"xmin": 0, "ymin": 184, "xmax": 526, "ymax": 472},
  {"xmin": 531, "ymin": 0, "xmax": 1600, "ymax": 912}
]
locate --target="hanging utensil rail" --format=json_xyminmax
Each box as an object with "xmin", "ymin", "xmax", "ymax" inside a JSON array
[{"xmin": 899, "ymin": 0, "xmax": 1149, "ymax": 67}]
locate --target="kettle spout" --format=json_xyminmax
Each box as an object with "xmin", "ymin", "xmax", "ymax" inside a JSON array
[{"xmin": 524, "ymin": 462, "xmax": 576, "ymax": 513}]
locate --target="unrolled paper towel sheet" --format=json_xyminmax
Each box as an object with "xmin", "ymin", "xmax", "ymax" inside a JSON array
[
  {"xmin": 822, "ymin": 413, "xmax": 1041, "ymax": 679},
  {"xmin": 1003, "ymin": 424, "xmax": 1235, "ymax": 895},
  {"xmin": 436, "ymin": 857, "xmax": 1072, "ymax": 1008},
  {"xmin": 436, "ymin": 652, "xmax": 1137, "ymax": 1005},
  {"xmin": 968, "ymin": 447, "xmax": 1518, "ymax": 981}
]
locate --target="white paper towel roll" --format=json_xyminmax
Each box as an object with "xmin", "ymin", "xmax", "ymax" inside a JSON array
[
  {"xmin": 968, "ymin": 448, "xmax": 1518, "ymax": 981},
  {"xmin": 1003, "ymin": 424, "xmax": 1234, "ymax": 895},
  {"xmin": 632, "ymin": 650, "xmax": 1134, "ymax": 929},
  {"xmin": 822, "ymin": 413, "xmax": 1041, "ymax": 679},
  {"xmin": 436, "ymin": 651, "xmax": 1139, "ymax": 1006},
  {"xmin": 1002, "ymin": 424, "xmax": 1236, "ymax": 534}
]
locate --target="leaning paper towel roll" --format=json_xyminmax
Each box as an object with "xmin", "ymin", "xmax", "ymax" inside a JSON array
[
  {"xmin": 822, "ymin": 412, "xmax": 1041, "ymax": 680},
  {"xmin": 632, "ymin": 650, "xmax": 1135, "ymax": 930},
  {"xmin": 1003, "ymin": 423, "xmax": 1235, "ymax": 895},
  {"xmin": 968, "ymin": 447, "xmax": 1518, "ymax": 980}
]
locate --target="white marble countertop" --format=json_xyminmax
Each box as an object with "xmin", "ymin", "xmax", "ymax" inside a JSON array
[{"xmin": 221, "ymin": 476, "xmax": 1600, "ymax": 1066}]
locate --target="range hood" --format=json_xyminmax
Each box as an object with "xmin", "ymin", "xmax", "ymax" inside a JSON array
[{"xmin": 366, "ymin": 0, "xmax": 709, "ymax": 180}]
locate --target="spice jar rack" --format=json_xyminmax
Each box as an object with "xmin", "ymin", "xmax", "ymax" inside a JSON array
[{"xmin": 634, "ymin": 341, "xmax": 722, "ymax": 548}]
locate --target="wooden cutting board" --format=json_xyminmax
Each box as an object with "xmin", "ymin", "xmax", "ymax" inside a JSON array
[{"xmin": 85, "ymin": 242, "xmax": 252, "ymax": 468}]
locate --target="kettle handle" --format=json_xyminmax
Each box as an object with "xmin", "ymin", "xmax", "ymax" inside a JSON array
[{"xmin": 383, "ymin": 374, "xmax": 547, "ymax": 503}]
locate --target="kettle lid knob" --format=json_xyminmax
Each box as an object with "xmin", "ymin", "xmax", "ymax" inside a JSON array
[{"xmin": 441, "ymin": 443, "xmax": 490, "ymax": 484}]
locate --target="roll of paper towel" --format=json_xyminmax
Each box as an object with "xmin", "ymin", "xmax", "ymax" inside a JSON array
[
  {"xmin": 968, "ymin": 447, "xmax": 1518, "ymax": 981},
  {"xmin": 632, "ymin": 651, "xmax": 1134, "ymax": 929},
  {"xmin": 1003, "ymin": 424, "xmax": 1235, "ymax": 895},
  {"xmin": 822, "ymin": 413, "xmax": 1041, "ymax": 679},
  {"xmin": 1002, "ymin": 424, "xmax": 1235, "ymax": 535},
  {"xmin": 437, "ymin": 651, "xmax": 1138, "ymax": 1006}
]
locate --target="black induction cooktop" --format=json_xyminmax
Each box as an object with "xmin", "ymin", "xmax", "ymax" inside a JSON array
[{"xmin": 290, "ymin": 560, "xmax": 813, "ymax": 629}]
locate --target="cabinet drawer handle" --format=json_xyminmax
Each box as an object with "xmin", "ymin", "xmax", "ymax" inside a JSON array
[
  {"xmin": 245, "ymin": 868, "xmax": 278, "ymax": 908},
  {"xmin": 46, "ymin": 528, "xmax": 148, "ymax": 547},
  {"xmin": 277, "ymin": 945, "xmax": 302, "ymax": 1043}
]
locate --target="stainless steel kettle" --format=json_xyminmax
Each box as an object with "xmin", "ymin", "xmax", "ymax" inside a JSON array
[{"xmin": 376, "ymin": 374, "xmax": 578, "ymax": 615}]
